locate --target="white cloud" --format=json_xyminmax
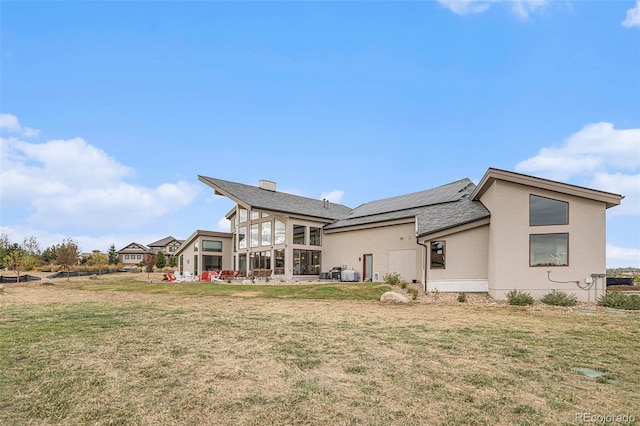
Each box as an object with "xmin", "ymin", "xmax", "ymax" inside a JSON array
[
  {"xmin": 216, "ymin": 217, "xmax": 231, "ymax": 232},
  {"xmin": 516, "ymin": 122, "xmax": 640, "ymax": 216},
  {"xmin": 0, "ymin": 117, "xmax": 201, "ymax": 230},
  {"xmin": 321, "ymin": 189, "xmax": 345, "ymax": 204},
  {"xmin": 0, "ymin": 113, "xmax": 40, "ymax": 138},
  {"xmin": 622, "ymin": 0, "xmax": 640, "ymax": 27},
  {"xmin": 607, "ymin": 244, "xmax": 640, "ymax": 268},
  {"xmin": 437, "ymin": 0, "xmax": 548, "ymax": 19}
]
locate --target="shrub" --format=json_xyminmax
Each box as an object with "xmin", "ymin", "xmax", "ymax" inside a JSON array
[
  {"xmin": 431, "ymin": 288, "xmax": 440, "ymax": 300},
  {"xmin": 457, "ymin": 292, "xmax": 467, "ymax": 303},
  {"xmin": 540, "ymin": 290, "xmax": 577, "ymax": 307},
  {"xmin": 383, "ymin": 272, "xmax": 401, "ymax": 286},
  {"xmin": 400, "ymin": 280, "xmax": 409, "ymax": 290},
  {"xmin": 407, "ymin": 287, "xmax": 419, "ymax": 300},
  {"xmin": 506, "ymin": 289, "xmax": 534, "ymax": 306},
  {"xmin": 598, "ymin": 292, "xmax": 640, "ymax": 310}
]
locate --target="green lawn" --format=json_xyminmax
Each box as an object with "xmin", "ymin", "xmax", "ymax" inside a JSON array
[
  {"xmin": 72, "ymin": 280, "xmax": 394, "ymax": 300},
  {"xmin": 1, "ymin": 281, "xmax": 639, "ymax": 425}
]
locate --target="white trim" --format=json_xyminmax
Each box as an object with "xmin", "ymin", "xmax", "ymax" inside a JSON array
[{"xmin": 426, "ymin": 279, "xmax": 488, "ymax": 292}]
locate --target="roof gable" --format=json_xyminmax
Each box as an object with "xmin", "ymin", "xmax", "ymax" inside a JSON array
[
  {"xmin": 117, "ymin": 242, "xmax": 151, "ymax": 253},
  {"xmin": 148, "ymin": 236, "xmax": 180, "ymax": 247},
  {"xmin": 198, "ymin": 175, "xmax": 352, "ymax": 221},
  {"xmin": 471, "ymin": 168, "xmax": 623, "ymax": 208}
]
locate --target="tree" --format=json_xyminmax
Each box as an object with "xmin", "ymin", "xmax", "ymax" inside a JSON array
[
  {"xmin": 108, "ymin": 244, "xmax": 118, "ymax": 265},
  {"xmin": 57, "ymin": 239, "xmax": 80, "ymax": 281},
  {"xmin": 23, "ymin": 236, "xmax": 41, "ymax": 257},
  {"xmin": 0, "ymin": 233, "xmax": 11, "ymax": 269},
  {"xmin": 143, "ymin": 253, "xmax": 156, "ymax": 280},
  {"xmin": 86, "ymin": 251, "xmax": 108, "ymax": 276},
  {"xmin": 4, "ymin": 244, "xmax": 27, "ymax": 283},
  {"xmin": 155, "ymin": 251, "xmax": 166, "ymax": 269},
  {"xmin": 41, "ymin": 244, "xmax": 59, "ymax": 264},
  {"xmin": 168, "ymin": 255, "xmax": 178, "ymax": 268}
]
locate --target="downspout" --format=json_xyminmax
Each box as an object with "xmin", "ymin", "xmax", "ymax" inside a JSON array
[{"xmin": 416, "ymin": 238, "xmax": 429, "ymax": 294}]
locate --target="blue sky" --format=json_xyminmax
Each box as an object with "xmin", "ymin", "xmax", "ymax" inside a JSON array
[{"xmin": 1, "ymin": 0, "xmax": 639, "ymax": 267}]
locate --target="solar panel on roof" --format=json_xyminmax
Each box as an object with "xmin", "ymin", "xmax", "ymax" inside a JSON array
[{"xmin": 347, "ymin": 179, "xmax": 472, "ymax": 219}]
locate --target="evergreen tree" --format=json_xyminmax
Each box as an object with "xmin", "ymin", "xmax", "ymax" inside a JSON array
[
  {"xmin": 108, "ymin": 244, "xmax": 118, "ymax": 265},
  {"xmin": 155, "ymin": 251, "xmax": 166, "ymax": 269}
]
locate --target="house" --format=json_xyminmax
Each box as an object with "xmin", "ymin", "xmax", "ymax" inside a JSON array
[
  {"xmin": 147, "ymin": 236, "xmax": 184, "ymax": 256},
  {"xmin": 174, "ymin": 230, "xmax": 233, "ymax": 276},
  {"xmin": 196, "ymin": 169, "xmax": 622, "ymax": 302},
  {"xmin": 116, "ymin": 242, "xmax": 153, "ymax": 265}
]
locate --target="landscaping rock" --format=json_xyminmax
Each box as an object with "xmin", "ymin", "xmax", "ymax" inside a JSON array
[
  {"xmin": 89, "ymin": 274, "xmax": 99, "ymax": 280},
  {"xmin": 380, "ymin": 291, "xmax": 410, "ymax": 304},
  {"xmin": 40, "ymin": 278, "xmax": 54, "ymax": 286},
  {"xmin": 0, "ymin": 284, "xmax": 4, "ymax": 294}
]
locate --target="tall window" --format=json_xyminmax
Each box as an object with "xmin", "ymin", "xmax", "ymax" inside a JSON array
[
  {"xmin": 293, "ymin": 249, "xmax": 321, "ymax": 275},
  {"xmin": 194, "ymin": 241, "xmax": 199, "ymax": 252},
  {"xmin": 238, "ymin": 226, "xmax": 247, "ymax": 249},
  {"xmin": 274, "ymin": 249, "xmax": 285, "ymax": 275},
  {"xmin": 431, "ymin": 241, "xmax": 445, "ymax": 269},
  {"xmin": 250, "ymin": 224, "xmax": 259, "ymax": 248},
  {"xmin": 261, "ymin": 222, "xmax": 272, "ymax": 246},
  {"xmin": 238, "ymin": 253, "xmax": 247, "ymax": 274},
  {"xmin": 202, "ymin": 240, "xmax": 222, "ymax": 252},
  {"xmin": 293, "ymin": 225, "xmax": 306, "ymax": 245},
  {"xmin": 274, "ymin": 219, "xmax": 286, "ymax": 245},
  {"xmin": 530, "ymin": 234, "xmax": 568, "ymax": 266},
  {"xmin": 530, "ymin": 195, "xmax": 568, "ymax": 226},
  {"xmin": 251, "ymin": 251, "xmax": 271, "ymax": 269},
  {"xmin": 203, "ymin": 255, "xmax": 222, "ymax": 271},
  {"xmin": 310, "ymin": 227, "xmax": 321, "ymax": 246},
  {"xmin": 238, "ymin": 208, "xmax": 248, "ymax": 223}
]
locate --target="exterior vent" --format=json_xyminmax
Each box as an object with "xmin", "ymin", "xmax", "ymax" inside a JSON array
[{"xmin": 259, "ymin": 179, "xmax": 276, "ymax": 192}]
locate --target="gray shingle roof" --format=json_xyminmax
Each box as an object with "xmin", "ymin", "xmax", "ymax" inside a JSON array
[
  {"xmin": 325, "ymin": 179, "xmax": 490, "ymax": 235},
  {"xmin": 148, "ymin": 236, "xmax": 180, "ymax": 247},
  {"xmin": 199, "ymin": 176, "xmax": 352, "ymax": 221},
  {"xmin": 346, "ymin": 178, "xmax": 473, "ymax": 219}
]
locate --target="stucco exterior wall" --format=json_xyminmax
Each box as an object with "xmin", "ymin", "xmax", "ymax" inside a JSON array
[
  {"xmin": 481, "ymin": 180, "xmax": 607, "ymax": 302},
  {"xmin": 323, "ymin": 221, "xmax": 419, "ymax": 282},
  {"xmin": 422, "ymin": 224, "xmax": 489, "ymax": 292},
  {"xmin": 178, "ymin": 233, "xmax": 233, "ymax": 277}
]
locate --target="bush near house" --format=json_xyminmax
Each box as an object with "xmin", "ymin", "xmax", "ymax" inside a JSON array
[
  {"xmin": 540, "ymin": 290, "xmax": 577, "ymax": 307},
  {"xmin": 598, "ymin": 292, "xmax": 640, "ymax": 310},
  {"xmin": 506, "ymin": 289, "xmax": 534, "ymax": 306}
]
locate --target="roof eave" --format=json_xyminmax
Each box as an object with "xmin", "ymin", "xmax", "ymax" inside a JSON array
[{"xmin": 471, "ymin": 168, "xmax": 623, "ymax": 208}]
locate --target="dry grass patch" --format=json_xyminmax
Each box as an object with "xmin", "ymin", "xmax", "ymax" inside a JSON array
[{"xmin": 1, "ymin": 282, "xmax": 639, "ymax": 425}]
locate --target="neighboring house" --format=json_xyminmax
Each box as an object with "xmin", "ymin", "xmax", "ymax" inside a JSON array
[
  {"xmin": 174, "ymin": 230, "xmax": 233, "ymax": 276},
  {"xmin": 197, "ymin": 169, "xmax": 622, "ymax": 302},
  {"xmin": 117, "ymin": 242, "xmax": 153, "ymax": 265},
  {"xmin": 147, "ymin": 236, "xmax": 184, "ymax": 256}
]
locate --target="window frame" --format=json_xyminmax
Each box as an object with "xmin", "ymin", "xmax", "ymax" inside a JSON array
[
  {"xmin": 529, "ymin": 194, "xmax": 569, "ymax": 226},
  {"xmin": 293, "ymin": 225, "xmax": 306, "ymax": 245},
  {"xmin": 310, "ymin": 227, "xmax": 322, "ymax": 246},
  {"xmin": 430, "ymin": 241, "xmax": 446, "ymax": 270},
  {"xmin": 202, "ymin": 240, "xmax": 223, "ymax": 252},
  {"xmin": 529, "ymin": 233, "xmax": 569, "ymax": 267}
]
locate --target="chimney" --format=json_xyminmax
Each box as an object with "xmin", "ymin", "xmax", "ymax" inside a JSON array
[{"xmin": 259, "ymin": 179, "xmax": 276, "ymax": 192}]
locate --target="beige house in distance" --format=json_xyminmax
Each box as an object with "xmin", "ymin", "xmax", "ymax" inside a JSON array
[
  {"xmin": 147, "ymin": 236, "xmax": 184, "ymax": 256},
  {"xmin": 197, "ymin": 168, "xmax": 622, "ymax": 302}
]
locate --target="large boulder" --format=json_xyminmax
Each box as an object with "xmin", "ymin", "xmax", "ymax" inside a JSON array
[
  {"xmin": 40, "ymin": 278, "xmax": 54, "ymax": 286},
  {"xmin": 380, "ymin": 291, "xmax": 410, "ymax": 304}
]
